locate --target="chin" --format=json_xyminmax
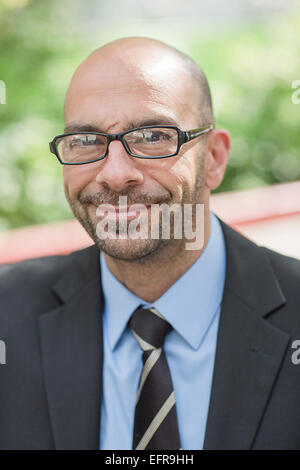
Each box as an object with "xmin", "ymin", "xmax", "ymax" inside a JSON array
[{"xmin": 95, "ymin": 236, "xmax": 169, "ymax": 262}]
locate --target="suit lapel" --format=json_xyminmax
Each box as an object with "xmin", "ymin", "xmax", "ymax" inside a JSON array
[
  {"xmin": 204, "ymin": 220, "xmax": 290, "ymax": 449},
  {"xmin": 38, "ymin": 245, "xmax": 103, "ymax": 450}
]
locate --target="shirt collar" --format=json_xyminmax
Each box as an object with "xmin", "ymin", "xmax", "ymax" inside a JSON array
[{"xmin": 100, "ymin": 211, "xmax": 226, "ymax": 351}]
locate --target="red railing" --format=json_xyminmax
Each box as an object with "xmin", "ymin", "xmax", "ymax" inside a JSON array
[{"xmin": 0, "ymin": 181, "xmax": 299, "ymax": 264}]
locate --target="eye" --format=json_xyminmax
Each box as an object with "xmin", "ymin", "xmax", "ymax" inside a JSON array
[
  {"xmin": 69, "ymin": 135, "xmax": 95, "ymax": 147},
  {"xmin": 68, "ymin": 135, "xmax": 106, "ymax": 148},
  {"xmin": 143, "ymin": 130, "xmax": 171, "ymax": 142}
]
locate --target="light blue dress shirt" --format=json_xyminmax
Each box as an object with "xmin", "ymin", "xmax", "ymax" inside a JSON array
[{"xmin": 99, "ymin": 211, "xmax": 226, "ymax": 450}]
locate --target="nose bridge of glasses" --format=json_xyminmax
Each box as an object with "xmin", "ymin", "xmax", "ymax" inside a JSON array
[{"xmin": 106, "ymin": 132, "xmax": 131, "ymax": 156}]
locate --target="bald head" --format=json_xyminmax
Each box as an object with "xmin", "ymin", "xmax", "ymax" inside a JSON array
[{"xmin": 65, "ymin": 37, "xmax": 214, "ymax": 126}]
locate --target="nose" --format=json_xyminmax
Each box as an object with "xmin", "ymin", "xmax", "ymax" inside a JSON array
[{"xmin": 95, "ymin": 140, "xmax": 144, "ymax": 192}]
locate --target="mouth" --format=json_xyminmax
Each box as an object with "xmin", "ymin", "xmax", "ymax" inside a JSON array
[{"xmin": 95, "ymin": 203, "xmax": 151, "ymax": 220}]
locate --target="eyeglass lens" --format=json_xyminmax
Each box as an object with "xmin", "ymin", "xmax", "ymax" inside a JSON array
[{"xmin": 56, "ymin": 127, "xmax": 179, "ymax": 162}]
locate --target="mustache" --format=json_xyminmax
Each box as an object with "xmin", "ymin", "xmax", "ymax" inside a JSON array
[{"xmin": 79, "ymin": 189, "xmax": 172, "ymax": 207}]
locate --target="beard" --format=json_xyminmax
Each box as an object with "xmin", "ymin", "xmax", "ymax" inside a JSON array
[{"xmin": 65, "ymin": 152, "xmax": 206, "ymax": 262}]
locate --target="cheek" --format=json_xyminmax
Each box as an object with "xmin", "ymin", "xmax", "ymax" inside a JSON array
[
  {"xmin": 146, "ymin": 154, "xmax": 196, "ymax": 202},
  {"xmin": 63, "ymin": 166, "xmax": 95, "ymax": 199},
  {"xmin": 169, "ymin": 150, "xmax": 198, "ymax": 191}
]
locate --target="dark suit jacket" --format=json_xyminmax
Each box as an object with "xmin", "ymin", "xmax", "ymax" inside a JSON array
[{"xmin": 0, "ymin": 218, "xmax": 300, "ymax": 450}]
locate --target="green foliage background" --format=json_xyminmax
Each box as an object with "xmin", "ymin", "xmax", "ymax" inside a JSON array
[{"xmin": 0, "ymin": 0, "xmax": 299, "ymax": 230}]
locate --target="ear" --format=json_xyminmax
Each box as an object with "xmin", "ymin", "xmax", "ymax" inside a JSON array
[{"xmin": 205, "ymin": 129, "xmax": 231, "ymax": 190}]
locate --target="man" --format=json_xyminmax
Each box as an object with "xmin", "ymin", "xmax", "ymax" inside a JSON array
[{"xmin": 0, "ymin": 37, "xmax": 300, "ymax": 450}]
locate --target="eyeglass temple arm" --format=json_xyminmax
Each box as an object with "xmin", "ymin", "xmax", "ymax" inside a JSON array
[
  {"xmin": 49, "ymin": 141, "xmax": 55, "ymax": 154},
  {"xmin": 184, "ymin": 124, "xmax": 214, "ymax": 142}
]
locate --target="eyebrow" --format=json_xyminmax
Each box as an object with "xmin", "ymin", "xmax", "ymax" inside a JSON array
[
  {"xmin": 64, "ymin": 116, "xmax": 180, "ymax": 134},
  {"xmin": 64, "ymin": 123, "xmax": 104, "ymax": 133}
]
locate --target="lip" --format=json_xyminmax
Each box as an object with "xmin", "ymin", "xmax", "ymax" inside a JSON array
[{"xmin": 96, "ymin": 204, "xmax": 150, "ymax": 220}]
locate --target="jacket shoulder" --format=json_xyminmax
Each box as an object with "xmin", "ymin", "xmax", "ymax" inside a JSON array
[
  {"xmin": 261, "ymin": 246, "xmax": 300, "ymax": 299},
  {"xmin": 218, "ymin": 218, "xmax": 300, "ymax": 311},
  {"xmin": 0, "ymin": 253, "xmax": 71, "ymax": 291},
  {"xmin": 0, "ymin": 245, "xmax": 96, "ymax": 285},
  {"xmin": 0, "ymin": 245, "xmax": 98, "ymax": 318},
  {"xmin": 261, "ymin": 246, "xmax": 300, "ymax": 280},
  {"xmin": 219, "ymin": 216, "xmax": 300, "ymax": 283}
]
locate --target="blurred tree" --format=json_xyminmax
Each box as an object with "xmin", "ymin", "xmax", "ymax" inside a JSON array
[
  {"xmin": 191, "ymin": 14, "xmax": 300, "ymax": 192},
  {"xmin": 0, "ymin": 0, "xmax": 87, "ymax": 230},
  {"xmin": 0, "ymin": 0, "xmax": 299, "ymax": 230}
]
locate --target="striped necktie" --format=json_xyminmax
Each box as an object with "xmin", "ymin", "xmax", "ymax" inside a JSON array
[{"xmin": 129, "ymin": 306, "xmax": 181, "ymax": 450}]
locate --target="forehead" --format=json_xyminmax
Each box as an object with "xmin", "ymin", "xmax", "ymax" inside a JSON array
[{"xmin": 65, "ymin": 48, "xmax": 198, "ymax": 129}]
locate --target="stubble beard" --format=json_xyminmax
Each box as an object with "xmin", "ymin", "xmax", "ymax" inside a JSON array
[
  {"xmin": 66, "ymin": 151, "xmax": 206, "ymax": 263},
  {"xmin": 67, "ymin": 196, "xmax": 174, "ymax": 262}
]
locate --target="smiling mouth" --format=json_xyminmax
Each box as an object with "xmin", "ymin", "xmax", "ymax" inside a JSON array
[{"xmin": 95, "ymin": 204, "xmax": 151, "ymax": 219}]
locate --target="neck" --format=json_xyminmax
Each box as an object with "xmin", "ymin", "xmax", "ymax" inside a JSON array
[{"xmin": 103, "ymin": 206, "xmax": 211, "ymax": 303}]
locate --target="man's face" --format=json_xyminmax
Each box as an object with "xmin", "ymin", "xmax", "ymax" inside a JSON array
[{"xmin": 63, "ymin": 46, "xmax": 208, "ymax": 261}]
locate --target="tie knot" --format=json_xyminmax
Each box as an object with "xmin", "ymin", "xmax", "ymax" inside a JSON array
[{"xmin": 129, "ymin": 306, "xmax": 172, "ymax": 351}]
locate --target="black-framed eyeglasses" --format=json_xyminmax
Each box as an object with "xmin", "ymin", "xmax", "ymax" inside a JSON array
[{"xmin": 49, "ymin": 124, "xmax": 214, "ymax": 165}]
